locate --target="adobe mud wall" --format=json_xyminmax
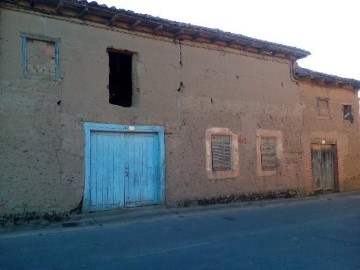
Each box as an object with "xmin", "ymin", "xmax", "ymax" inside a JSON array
[
  {"xmin": 1, "ymin": 6, "xmax": 358, "ymax": 215},
  {"xmin": 299, "ymin": 83, "xmax": 360, "ymax": 193}
]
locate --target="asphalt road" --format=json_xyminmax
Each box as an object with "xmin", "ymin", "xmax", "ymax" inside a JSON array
[{"xmin": 1, "ymin": 193, "xmax": 360, "ymax": 270}]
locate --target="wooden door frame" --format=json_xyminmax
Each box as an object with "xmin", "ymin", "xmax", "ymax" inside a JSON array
[
  {"xmin": 310, "ymin": 140, "xmax": 339, "ymax": 193},
  {"xmin": 82, "ymin": 122, "xmax": 165, "ymax": 212}
]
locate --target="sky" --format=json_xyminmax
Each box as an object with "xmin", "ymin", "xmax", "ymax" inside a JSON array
[{"xmin": 97, "ymin": 0, "xmax": 360, "ymax": 81}]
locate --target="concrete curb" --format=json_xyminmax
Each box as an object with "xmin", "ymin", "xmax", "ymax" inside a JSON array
[
  {"xmin": 1, "ymin": 191, "xmax": 359, "ymax": 237},
  {"xmin": 63, "ymin": 190, "xmax": 360, "ymax": 227}
]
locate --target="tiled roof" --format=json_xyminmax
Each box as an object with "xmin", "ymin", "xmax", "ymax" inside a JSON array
[
  {"xmin": 1, "ymin": 0, "xmax": 310, "ymax": 60},
  {"xmin": 3, "ymin": 0, "xmax": 359, "ymax": 89},
  {"xmin": 294, "ymin": 67, "xmax": 360, "ymax": 90}
]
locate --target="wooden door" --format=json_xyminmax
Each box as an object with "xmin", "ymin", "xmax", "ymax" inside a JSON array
[
  {"xmin": 311, "ymin": 144, "xmax": 335, "ymax": 191},
  {"xmin": 85, "ymin": 126, "xmax": 163, "ymax": 212},
  {"xmin": 125, "ymin": 132, "xmax": 159, "ymax": 207}
]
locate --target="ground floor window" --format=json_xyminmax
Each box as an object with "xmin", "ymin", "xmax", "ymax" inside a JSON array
[
  {"xmin": 205, "ymin": 127, "xmax": 239, "ymax": 179},
  {"xmin": 256, "ymin": 130, "xmax": 283, "ymax": 176}
]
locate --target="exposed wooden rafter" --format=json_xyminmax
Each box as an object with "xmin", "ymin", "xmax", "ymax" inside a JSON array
[
  {"xmin": 226, "ymin": 40, "xmax": 237, "ymax": 46},
  {"xmin": 79, "ymin": 6, "xmax": 88, "ymax": 18},
  {"xmin": 243, "ymin": 43, "xmax": 253, "ymax": 49},
  {"xmin": 310, "ymin": 76, "xmax": 324, "ymax": 83},
  {"xmin": 210, "ymin": 36, "xmax": 220, "ymax": 43},
  {"xmin": 153, "ymin": 24, "xmax": 163, "ymax": 32},
  {"xmin": 29, "ymin": 0, "xmax": 36, "ymax": 7},
  {"xmin": 191, "ymin": 32, "xmax": 203, "ymax": 40},
  {"xmin": 174, "ymin": 29, "xmax": 184, "ymax": 39},
  {"xmin": 56, "ymin": 0, "xmax": 64, "ymax": 13},
  {"xmin": 294, "ymin": 67, "xmax": 360, "ymax": 90},
  {"xmin": 108, "ymin": 14, "xmax": 118, "ymax": 26},
  {"xmin": 258, "ymin": 47, "xmax": 268, "ymax": 54},
  {"xmin": 131, "ymin": 19, "xmax": 141, "ymax": 28}
]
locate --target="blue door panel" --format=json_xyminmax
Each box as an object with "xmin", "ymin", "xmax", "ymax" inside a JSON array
[
  {"xmin": 90, "ymin": 132, "xmax": 126, "ymax": 211},
  {"xmin": 126, "ymin": 133, "xmax": 158, "ymax": 206}
]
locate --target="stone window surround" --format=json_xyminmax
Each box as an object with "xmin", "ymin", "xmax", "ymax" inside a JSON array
[
  {"xmin": 256, "ymin": 129, "xmax": 283, "ymax": 177},
  {"xmin": 205, "ymin": 127, "xmax": 239, "ymax": 180},
  {"xmin": 21, "ymin": 33, "xmax": 61, "ymax": 80}
]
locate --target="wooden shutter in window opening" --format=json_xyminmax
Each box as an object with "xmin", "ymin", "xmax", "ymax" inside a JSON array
[
  {"xmin": 211, "ymin": 135, "xmax": 232, "ymax": 171},
  {"xmin": 261, "ymin": 137, "xmax": 278, "ymax": 171}
]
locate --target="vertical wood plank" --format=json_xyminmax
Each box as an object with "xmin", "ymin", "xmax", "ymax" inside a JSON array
[
  {"xmin": 311, "ymin": 145, "xmax": 322, "ymax": 190},
  {"xmin": 323, "ymin": 145, "xmax": 335, "ymax": 190}
]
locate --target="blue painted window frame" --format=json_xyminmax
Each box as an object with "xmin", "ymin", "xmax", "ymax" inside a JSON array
[
  {"xmin": 83, "ymin": 122, "xmax": 166, "ymax": 212},
  {"xmin": 21, "ymin": 33, "xmax": 61, "ymax": 80}
]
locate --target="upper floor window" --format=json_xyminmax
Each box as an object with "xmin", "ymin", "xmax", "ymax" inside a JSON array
[
  {"xmin": 108, "ymin": 49, "xmax": 133, "ymax": 107},
  {"xmin": 317, "ymin": 98, "xmax": 330, "ymax": 118},
  {"xmin": 343, "ymin": 104, "xmax": 354, "ymax": 123},
  {"xmin": 22, "ymin": 34, "xmax": 60, "ymax": 80}
]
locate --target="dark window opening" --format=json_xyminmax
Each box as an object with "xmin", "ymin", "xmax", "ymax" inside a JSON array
[
  {"xmin": 343, "ymin": 105, "xmax": 353, "ymax": 123},
  {"xmin": 211, "ymin": 135, "xmax": 232, "ymax": 171},
  {"xmin": 108, "ymin": 50, "xmax": 132, "ymax": 107}
]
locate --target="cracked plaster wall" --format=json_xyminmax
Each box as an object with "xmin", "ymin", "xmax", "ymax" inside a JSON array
[
  {"xmin": 299, "ymin": 83, "xmax": 360, "ymax": 193},
  {"xmin": 1, "ymin": 7, "xmax": 358, "ymax": 214}
]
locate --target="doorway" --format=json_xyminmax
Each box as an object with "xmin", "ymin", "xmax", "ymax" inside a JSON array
[
  {"xmin": 83, "ymin": 123, "xmax": 165, "ymax": 212},
  {"xmin": 311, "ymin": 144, "xmax": 337, "ymax": 192}
]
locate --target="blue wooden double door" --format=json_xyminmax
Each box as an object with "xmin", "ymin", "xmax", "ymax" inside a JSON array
[{"xmin": 85, "ymin": 124, "xmax": 164, "ymax": 212}]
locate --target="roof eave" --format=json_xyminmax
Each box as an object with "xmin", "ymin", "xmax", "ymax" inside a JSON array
[
  {"xmin": 1, "ymin": 0, "xmax": 310, "ymax": 61},
  {"xmin": 294, "ymin": 67, "xmax": 360, "ymax": 91}
]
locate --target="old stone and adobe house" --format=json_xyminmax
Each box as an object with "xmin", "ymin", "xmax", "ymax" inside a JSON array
[{"xmin": 1, "ymin": 0, "xmax": 360, "ymax": 215}]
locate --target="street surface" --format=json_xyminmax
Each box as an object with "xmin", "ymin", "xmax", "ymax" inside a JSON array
[{"xmin": 1, "ymin": 193, "xmax": 360, "ymax": 269}]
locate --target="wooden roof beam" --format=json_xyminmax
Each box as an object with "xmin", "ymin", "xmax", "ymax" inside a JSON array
[
  {"xmin": 257, "ymin": 47, "xmax": 268, "ymax": 54},
  {"xmin": 243, "ymin": 43, "xmax": 253, "ymax": 49},
  {"xmin": 56, "ymin": 1, "xmax": 64, "ymax": 14},
  {"xmin": 210, "ymin": 36, "xmax": 220, "ymax": 43},
  {"xmin": 284, "ymin": 53, "xmax": 297, "ymax": 61},
  {"xmin": 294, "ymin": 69, "xmax": 310, "ymax": 78},
  {"xmin": 226, "ymin": 40, "xmax": 237, "ymax": 46},
  {"xmin": 108, "ymin": 14, "xmax": 118, "ymax": 26},
  {"xmin": 191, "ymin": 32, "xmax": 203, "ymax": 40},
  {"xmin": 310, "ymin": 76, "xmax": 324, "ymax": 83},
  {"xmin": 323, "ymin": 79, "xmax": 337, "ymax": 86},
  {"xmin": 153, "ymin": 24, "xmax": 163, "ymax": 32},
  {"xmin": 174, "ymin": 29, "xmax": 184, "ymax": 39},
  {"xmin": 339, "ymin": 82, "xmax": 352, "ymax": 88},
  {"xmin": 29, "ymin": 0, "xmax": 37, "ymax": 7},
  {"xmin": 79, "ymin": 6, "xmax": 88, "ymax": 18},
  {"xmin": 131, "ymin": 19, "xmax": 142, "ymax": 28}
]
